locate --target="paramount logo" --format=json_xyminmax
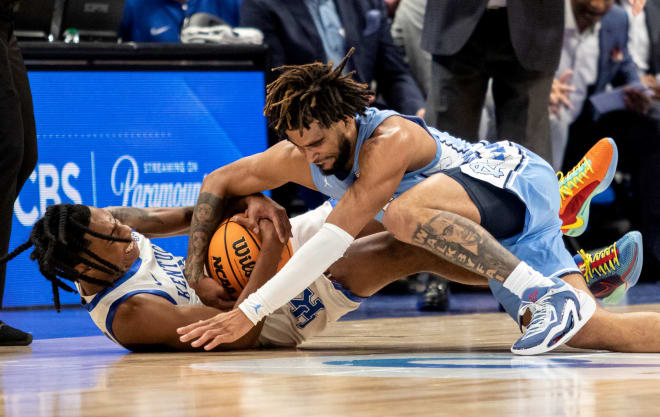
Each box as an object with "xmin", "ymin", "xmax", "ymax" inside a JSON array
[{"xmin": 111, "ymin": 155, "xmax": 201, "ymax": 208}]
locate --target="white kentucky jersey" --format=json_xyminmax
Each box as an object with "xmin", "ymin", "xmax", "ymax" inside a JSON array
[
  {"xmin": 76, "ymin": 231, "xmax": 200, "ymax": 345},
  {"xmin": 78, "ymin": 202, "xmax": 363, "ymax": 348}
]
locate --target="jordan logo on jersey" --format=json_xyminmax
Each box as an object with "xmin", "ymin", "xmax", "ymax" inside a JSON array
[{"xmin": 289, "ymin": 288, "xmax": 325, "ymax": 329}]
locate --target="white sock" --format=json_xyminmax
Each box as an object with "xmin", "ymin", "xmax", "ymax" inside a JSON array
[{"xmin": 503, "ymin": 262, "xmax": 556, "ymax": 298}]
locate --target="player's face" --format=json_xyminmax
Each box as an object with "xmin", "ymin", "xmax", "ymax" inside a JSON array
[
  {"xmin": 74, "ymin": 207, "xmax": 140, "ymax": 282},
  {"xmin": 286, "ymin": 120, "xmax": 354, "ymax": 176}
]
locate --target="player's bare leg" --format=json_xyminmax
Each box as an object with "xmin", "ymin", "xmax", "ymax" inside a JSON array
[
  {"xmin": 381, "ymin": 171, "xmax": 598, "ymax": 355},
  {"xmin": 559, "ymin": 273, "xmax": 660, "ymax": 352},
  {"xmin": 330, "ymin": 229, "xmax": 660, "ymax": 353},
  {"xmin": 381, "ymin": 173, "xmax": 519, "ymax": 281},
  {"xmin": 328, "ymin": 231, "xmax": 487, "ymax": 297}
]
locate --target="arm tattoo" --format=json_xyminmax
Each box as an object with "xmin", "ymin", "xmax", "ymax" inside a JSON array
[
  {"xmin": 184, "ymin": 193, "xmax": 225, "ymax": 285},
  {"xmin": 110, "ymin": 207, "xmax": 165, "ymax": 226},
  {"xmin": 411, "ymin": 212, "xmax": 519, "ymax": 282}
]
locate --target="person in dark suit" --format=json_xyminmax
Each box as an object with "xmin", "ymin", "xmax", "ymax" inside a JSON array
[
  {"xmin": 626, "ymin": 0, "xmax": 659, "ymax": 97},
  {"xmin": 240, "ymin": 0, "xmax": 425, "ymax": 117},
  {"xmin": 421, "ymin": 0, "xmax": 564, "ymax": 162},
  {"xmin": 0, "ymin": 0, "xmax": 37, "ymax": 345},
  {"xmin": 549, "ymin": 0, "xmax": 641, "ymax": 169},
  {"xmin": 554, "ymin": 0, "xmax": 660, "ymax": 282}
]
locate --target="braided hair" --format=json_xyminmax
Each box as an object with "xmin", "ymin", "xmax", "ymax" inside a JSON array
[
  {"xmin": 0, "ymin": 204, "xmax": 132, "ymax": 311},
  {"xmin": 264, "ymin": 47, "xmax": 373, "ymax": 136}
]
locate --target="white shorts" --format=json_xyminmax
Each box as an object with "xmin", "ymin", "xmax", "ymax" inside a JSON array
[{"xmin": 258, "ymin": 273, "xmax": 364, "ymax": 347}]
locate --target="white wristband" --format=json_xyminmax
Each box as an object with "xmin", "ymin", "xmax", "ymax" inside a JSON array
[{"xmin": 238, "ymin": 222, "xmax": 354, "ymax": 325}]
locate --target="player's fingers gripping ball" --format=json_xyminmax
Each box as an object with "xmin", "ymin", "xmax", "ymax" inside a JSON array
[{"xmin": 206, "ymin": 220, "xmax": 293, "ymax": 299}]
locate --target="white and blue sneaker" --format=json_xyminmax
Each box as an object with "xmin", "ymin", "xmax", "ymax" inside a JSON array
[{"xmin": 511, "ymin": 278, "xmax": 596, "ymax": 355}]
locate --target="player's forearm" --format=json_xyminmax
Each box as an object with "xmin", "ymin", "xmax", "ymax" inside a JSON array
[
  {"xmin": 239, "ymin": 223, "xmax": 354, "ymax": 324},
  {"xmin": 234, "ymin": 226, "xmax": 285, "ymax": 308},
  {"xmin": 107, "ymin": 206, "xmax": 193, "ymax": 237},
  {"xmin": 184, "ymin": 192, "xmax": 227, "ymax": 286}
]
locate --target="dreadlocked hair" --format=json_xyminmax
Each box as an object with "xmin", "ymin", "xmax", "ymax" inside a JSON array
[
  {"xmin": 264, "ymin": 47, "xmax": 373, "ymax": 136},
  {"xmin": 0, "ymin": 204, "xmax": 132, "ymax": 311}
]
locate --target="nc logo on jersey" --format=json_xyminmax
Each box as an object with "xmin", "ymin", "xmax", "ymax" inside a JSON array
[
  {"xmin": 469, "ymin": 159, "xmax": 505, "ymax": 178},
  {"xmin": 289, "ymin": 288, "xmax": 325, "ymax": 329}
]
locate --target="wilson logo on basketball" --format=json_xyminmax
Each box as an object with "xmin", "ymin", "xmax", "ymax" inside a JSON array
[
  {"xmin": 231, "ymin": 237, "xmax": 256, "ymax": 278},
  {"xmin": 207, "ymin": 220, "xmax": 293, "ymax": 299}
]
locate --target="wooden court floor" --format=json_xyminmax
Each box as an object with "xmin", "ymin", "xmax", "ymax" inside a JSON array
[{"xmin": 3, "ymin": 304, "xmax": 660, "ymax": 417}]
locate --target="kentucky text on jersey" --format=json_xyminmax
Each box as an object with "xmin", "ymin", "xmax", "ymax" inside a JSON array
[{"xmin": 151, "ymin": 244, "xmax": 190, "ymax": 300}]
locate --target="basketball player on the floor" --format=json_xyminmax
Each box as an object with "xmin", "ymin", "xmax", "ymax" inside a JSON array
[
  {"xmin": 179, "ymin": 50, "xmax": 626, "ymax": 355},
  {"xmin": 0, "ymin": 190, "xmax": 647, "ymax": 352}
]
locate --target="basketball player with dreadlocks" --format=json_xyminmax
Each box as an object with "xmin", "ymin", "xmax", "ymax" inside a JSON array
[
  {"xmin": 0, "ymin": 193, "xmax": 547, "ymax": 350},
  {"xmin": 178, "ymin": 49, "xmax": 651, "ymax": 356},
  {"xmin": 0, "ymin": 196, "xmax": 288, "ymax": 351},
  {"xmin": 0, "ymin": 192, "xmax": 650, "ymax": 352},
  {"xmin": 2, "ymin": 193, "xmax": 482, "ymax": 351}
]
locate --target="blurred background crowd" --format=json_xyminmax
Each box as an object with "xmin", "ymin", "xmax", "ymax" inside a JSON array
[{"xmin": 3, "ymin": 0, "xmax": 660, "ymax": 315}]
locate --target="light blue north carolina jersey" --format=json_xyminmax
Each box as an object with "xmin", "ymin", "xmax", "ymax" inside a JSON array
[
  {"xmin": 311, "ymin": 108, "xmax": 473, "ymax": 223},
  {"xmin": 309, "ymin": 108, "xmax": 579, "ymax": 319}
]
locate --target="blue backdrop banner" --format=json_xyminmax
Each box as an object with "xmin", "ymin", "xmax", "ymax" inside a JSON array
[{"xmin": 4, "ymin": 70, "xmax": 267, "ymax": 308}]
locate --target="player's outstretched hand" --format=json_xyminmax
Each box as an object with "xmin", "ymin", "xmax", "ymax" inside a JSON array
[{"xmin": 177, "ymin": 308, "xmax": 254, "ymax": 350}]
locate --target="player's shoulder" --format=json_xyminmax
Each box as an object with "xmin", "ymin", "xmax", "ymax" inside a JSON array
[
  {"xmin": 111, "ymin": 293, "xmax": 174, "ymax": 346},
  {"xmin": 365, "ymin": 115, "xmax": 417, "ymax": 153}
]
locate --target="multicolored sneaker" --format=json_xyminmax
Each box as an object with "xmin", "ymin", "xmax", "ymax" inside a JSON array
[
  {"xmin": 574, "ymin": 231, "xmax": 643, "ymax": 305},
  {"xmin": 511, "ymin": 278, "xmax": 596, "ymax": 356},
  {"xmin": 558, "ymin": 138, "xmax": 618, "ymax": 237}
]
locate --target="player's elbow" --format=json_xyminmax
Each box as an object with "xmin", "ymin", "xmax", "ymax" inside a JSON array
[{"xmin": 200, "ymin": 167, "xmax": 230, "ymax": 195}]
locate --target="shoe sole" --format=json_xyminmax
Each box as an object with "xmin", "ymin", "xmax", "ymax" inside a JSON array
[
  {"xmin": 601, "ymin": 231, "xmax": 643, "ymax": 305},
  {"xmin": 511, "ymin": 288, "xmax": 597, "ymax": 355},
  {"xmin": 564, "ymin": 138, "xmax": 619, "ymax": 237}
]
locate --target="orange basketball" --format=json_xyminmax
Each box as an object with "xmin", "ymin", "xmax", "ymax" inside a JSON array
[{"xmin": 206, "ymin": 220, "xmax": 293, "ymax": 299}]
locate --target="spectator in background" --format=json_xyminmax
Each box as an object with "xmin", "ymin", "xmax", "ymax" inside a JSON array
[
  {"xmin": 392, "ymin": 0, "xmax": 497, "ymax": 142},
  {"xmin": 552, "ymin": 0, "xmax": 660, "ymax": 281},
  {"xmin": 240, "ymin": 0, "xmax": 426, "ymax": 118},
  {"xmin": 549, "ymin": 0, "xmax": 641, "ymax": 169},
  {"xmin": 0, "ymin": 0, "xmax": 37, "ymax": 345},
  {"xmin": 621, "ymin": 0, "xmax": 659, "ymax": 97},
  {"xmin": 119, "ymin": 0, "xmax": 241, "ymax": 43},
  {"xmin": 421, "ymin": 0, "xmax": 563, "ymax": 162},
  {"xmin": 391, "ymin": 0, "xmax": 431, "ymax": 96}
]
